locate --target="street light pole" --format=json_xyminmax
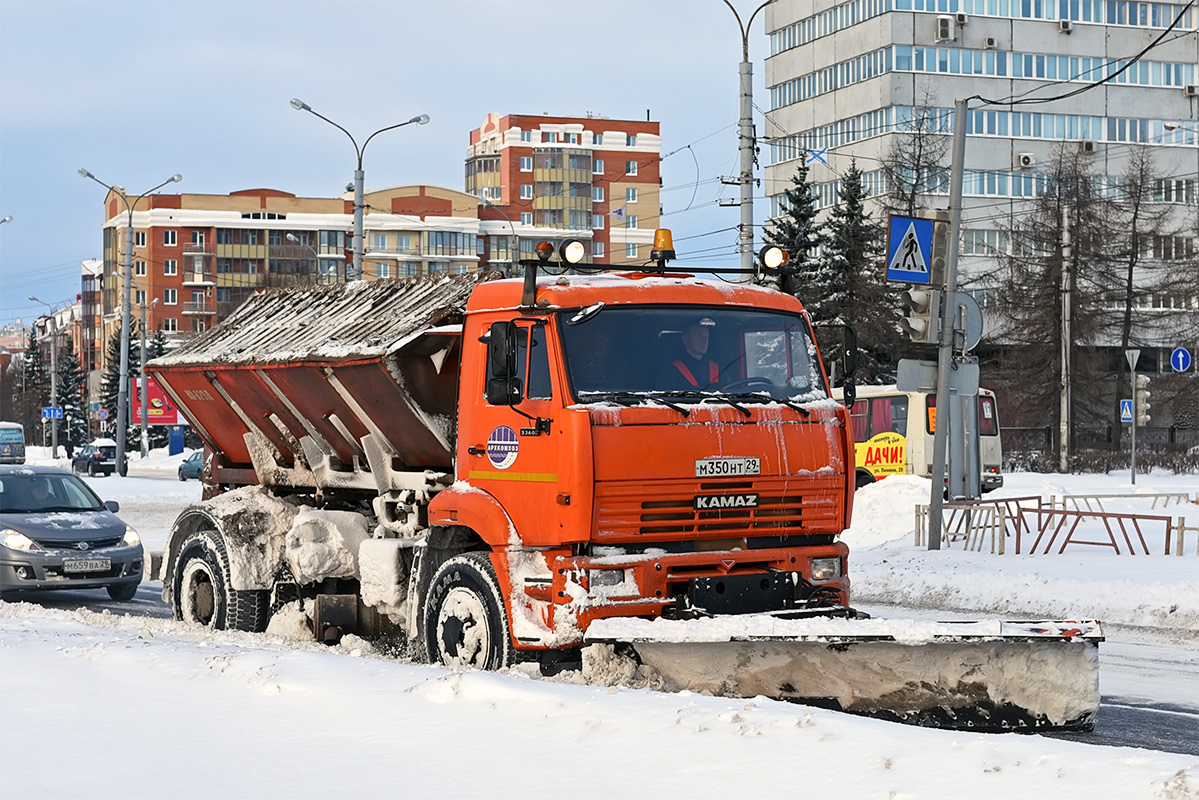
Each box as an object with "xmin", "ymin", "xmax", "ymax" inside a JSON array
[
  {"xmin": 722, "ymin": 0, "xmax": 774, "ymax": 274},
  {"xmin": 78, "ymin": 169, "xmax": 182, "ymax": 476},
  {"xmin": 139, "ymin": 297, "xmax": 159, "ymax": 457},
  {"xmin": 28, "ymin": 296, "xmax": 58, "ymax": 459},
  {"xmin": 290, "ymin": 99, "xmax": 429, "ymax": 281},
  {"xmin": 480, "ymin": 195, "xmax": 518, "ymax": 276}
]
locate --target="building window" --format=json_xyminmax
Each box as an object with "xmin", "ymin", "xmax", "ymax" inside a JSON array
[
  {"xmin": 520, "ymin": 156, "xmax": 532, "ymax": 171},
  {"xmin": 626, "ymin": 243, "xmax": 638, "ymax": 258},
  {"xmin": 164, "ymin": 289, "xmax": 177, "ymax": 305},
  {"xmin": 625, "ymin": 216, "xmax": 638, "ymax": 229},
  {"xmin": 244, "ymin": 230, "xmax": 259, "ymax": 245},
  {"xmin": 626, "ymin": 188, "xmax": 638, "ymax": 203},
  {"xmin": 269, "ymin": 230, "xmax": 283, "ymax": 246},
  {"xmin": 395, "ymin": 234, "xmax": 411, "ymax": 252},
  {"xmin": 401, "ymin": 263, "xmax": 416, "ymax": 277},
  {"xmin": 521, "ymin": 184, "xmax": 533, "ymax": 199},
  {"xmin": 191, "ymin": 231, "xmax": 204, "ymax": 246},
  {"xmin": 625, "ymin": 160, "xmax": 638, "ymax": 176},
  {"xmin": 217, "ymin": 258, "xmax": 231, "ymax": 273},
  {"xmin": 593, "ymin": 241, "xmax": 605, "ymax": 258},
  {"xmin": 162, "ymin": 318, "xmax": 177, "ymax": 333},
  {"xmin": 134, "ymin": 260, "xmax": 146, "ymax": 277},
  {"xmin": 135, "ymin": 290, "xmax": 146, "ymax": 306},
  {"xmin": 593, "ymin": 133, "xmax": 603, "ymax": 145},
  {"xmin": 373, "ymin": 233, "xmax": 387, "ymax": 250},
  {"xmin": 321, "ymin": 230, "xmax": 346, "ymax": 248},
  {"xmin": 134, "ymin": 231, "xmax": 146, "ymax": 247},
  {"xmin": 592, "ymin": 187, "xmax": 604, "ymax": 202},
  {"xmin": 626, "ymin": 134, "xmax": 637, "ymax": 146},
  {"xmin": 164, "ymin": 259, "xmax": 177, "ymax": 276},
  {"xmin": 543, "ymin": 132, "xmax": 557, "ymax": 143},
  {"xmin": 164, "ymin": 230, "xmax": 177, "ymax": 246},
  {"xmin": 593, "ymin": 158, "xmax": 604, "ymax": 174},
  {"xmin": 520, "ymin": 130, "xmax": 532, "ymax": 142},
  {"xmin": 565, "ymin": 133, "xmax": 579, "ymax": 144},
  {"xmin": 217, "ymin": 229, "xmax": 232, "ymax": 244},
  {"xmin": 520, "ymin": 212, "xmax": 533, "ymax": 225},
  {"xmin": 592, "ymin": 214, "xmax": 605, "ymax": 229},
  {"xmin": 376, "ymin": 262, "xmax": 390, "ymax": 279}
]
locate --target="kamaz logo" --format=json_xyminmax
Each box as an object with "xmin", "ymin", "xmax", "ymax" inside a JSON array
[{"xmin": 694, "ymin": 493, "xmax": 760, "ymax": 510}]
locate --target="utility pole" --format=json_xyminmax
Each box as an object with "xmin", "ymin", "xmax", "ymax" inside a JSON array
[
  {"xmin": 723, "ymin": 0, "xmax": 774, "ymax": 273},
  {"xmin": 1059, "ymin": 204, "xmax": 1072, "ymax": 472}
]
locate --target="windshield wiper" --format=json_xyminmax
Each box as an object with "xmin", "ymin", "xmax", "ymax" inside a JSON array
[
  {"xmin": 579, "ymin": 392, "xmax": 691, "ymax": 417},
  {"xmin": 722, "ymin": 391, "xmax": 811, "ymax": 417},
  {"xmin": 661, "ymin": 390, "xmax": 751, "ymax": 418}
]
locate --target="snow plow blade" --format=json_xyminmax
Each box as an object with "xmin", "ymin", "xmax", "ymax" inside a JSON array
[{"xmin": 583, "ymin": 612, "xmax": 1102, "ymax": 732}]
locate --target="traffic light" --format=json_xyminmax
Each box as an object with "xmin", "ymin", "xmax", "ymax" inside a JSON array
[
  {"xmin": 1135, "ymin": 374, "xmax": 1151, "ymax": 426},
  {"xmin": 900, "ymin": 287, "xmax": 941, "ymax": 343}
]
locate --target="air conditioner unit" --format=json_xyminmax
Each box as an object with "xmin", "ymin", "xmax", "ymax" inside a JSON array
[
  {"xmin": 1185, "ymin": 85, "xmax": 1198, "ymax": 97},
  {"xmin": 935, "ymin": 15, "xmax": 956, "ymax": 42},
  {"xmin": 1016, "ymin": 152, "xmax": 1035, "ymax": 169},
  {"xmin": 1058, "ymin": 19, "xmax": 1074, "ymax": 33},
  {"xmin": 983, "ymin": 36, "xmax": 998, "ymax": 50},
  {"xmin": 955, "ymin": 12, "xmax": 969, "ymax": 23},
  {"xmin": 1078, "ymin": 139, "xmax": 1097, "ymax": 154}
]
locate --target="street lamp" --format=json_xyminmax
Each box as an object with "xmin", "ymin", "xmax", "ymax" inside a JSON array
[
  {"xmin": 290, "ymin": 98, "xmax": 429, "ymax": 281},
  {"xmin": 0, "ymin": 216, "xmax": 11, "ymax": 224},
  {"xmin": 480, "ymin": 195, "xmax": 518, "ymax": 276},
  {"xmin": 78, "ymin": 168, "xmax": 182, "ymax": 477},
  {"xmin": 28, "ymin": 296, "xmax": 58, "ymax": 459},
  {"xmin": 139, "ymin": 296, "xmax": 159, "ymax": 457}
]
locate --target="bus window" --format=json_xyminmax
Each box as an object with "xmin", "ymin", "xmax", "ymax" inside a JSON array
[
  {"xmin": 926, "ymin": 394, "xmax": 937, "ymax": 434},
  {"xmin": 851, "ymin": 400, "xmax": 868, "ymax": 441},
  {"xmin": 979, "ymin": 395, "xmax": 998, "ymax": 436},
  {"xmin": 870, "ymin": 396, "xmax": 908, "ymax": 436}
]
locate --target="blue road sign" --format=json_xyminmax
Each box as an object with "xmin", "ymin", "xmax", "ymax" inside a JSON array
[
  {"xmin": 1120, "ymin": 399, "xmax": 1133, "ymax": 423},
  {"xmin": 41, "ymin": 407, "xmax": 63, "ymax": 420},
  {"xmin": 886, "ymin": 216, "xmax": 934, "ymax": 284},
  {"xmin": 1170, "ymin": 347, "xmax": 1192, "ymax": 373}
]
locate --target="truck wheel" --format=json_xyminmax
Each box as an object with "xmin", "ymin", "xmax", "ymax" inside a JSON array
[
  {"xmin": 423, "ymin": 552, "xmax": 513, "ymax": 671},
  {"xmin": 172, "ymin": 530, "xmax": 270, "ymax": 632}
]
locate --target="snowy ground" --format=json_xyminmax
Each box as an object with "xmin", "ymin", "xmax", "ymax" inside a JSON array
[{"xmin": 2, "ymin": 447, "xmax": 1196, "ymax": 798}]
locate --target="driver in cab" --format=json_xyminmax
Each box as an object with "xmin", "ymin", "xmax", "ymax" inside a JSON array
[{"xmin": 660, "ymin": 317, "xmax": 720, "ymax": 391}]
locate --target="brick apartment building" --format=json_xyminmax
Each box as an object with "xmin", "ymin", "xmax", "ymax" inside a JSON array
[{"xmin": 465, "ymin": 112, "xmax": 662, "ymax": 269}]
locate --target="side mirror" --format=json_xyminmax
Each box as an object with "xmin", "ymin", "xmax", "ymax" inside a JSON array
[
  {"xmin": 486, "ymin": 378, "xmax": 523, "ymax": 406},
  {"xmin": 842, "ymin": 379, "xmax": 857, "ymax": 408},
  {"xmin": 104, "ymin": 500, "xmax": 120, "ymax": 513},
  {"xmin": 488, "ymin": 321, "xmax": 519, "ymax": 379},
  {"xmin": 841, "ymin": 326, "xmax": 859, "ymax": 379}
]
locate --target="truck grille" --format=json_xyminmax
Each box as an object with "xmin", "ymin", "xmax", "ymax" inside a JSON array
[{"xmin": 594, "ymin": 477, "xmax": 843, "ymax": 542}]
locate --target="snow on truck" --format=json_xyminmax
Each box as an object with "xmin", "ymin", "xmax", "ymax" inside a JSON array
[{"xmin": 147, "ymin": 235, "xmax": 1102, "ymax": 732}]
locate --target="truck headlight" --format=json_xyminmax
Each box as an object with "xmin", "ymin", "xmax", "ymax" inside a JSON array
[
  {"xmin": 2, "ymin": 530, "xmax": 43, "ymax": 552},
  {"xmin": 588, "ymin": 569, "xmax": 625, "ymax": 588},
  {"xmin": 122, "ymin": 527, "xmax": 141, "ymax": 547},
  {"xmin": 810, "ymin": 557, "xmax": 841, "ymax": 580}
]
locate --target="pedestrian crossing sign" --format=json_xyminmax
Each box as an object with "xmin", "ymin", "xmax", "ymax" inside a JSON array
[
  {"xmin": 1120, "ymin": 399, "xmax": 1133, "ymax": 423},
  {"xmin": 886, "ymin": 215, "xmax": 934, "ymax": 285}
]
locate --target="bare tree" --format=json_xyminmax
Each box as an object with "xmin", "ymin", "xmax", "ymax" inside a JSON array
[{"xmin": 881, "ymin": 86, "xmax": 952, "ymax": 219}]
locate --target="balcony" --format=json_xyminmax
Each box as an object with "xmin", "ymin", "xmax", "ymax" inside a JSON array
[
  {"xmin": 182, "ymin": 301, "xmax": 216, "ymax": 316},
  {"xmin": 182, "ymin": 270, "xmax": 215, "ymax": 287},
  {"xmin": 184, "ymin": 242, "xmax": 213, "ymax": 256}
]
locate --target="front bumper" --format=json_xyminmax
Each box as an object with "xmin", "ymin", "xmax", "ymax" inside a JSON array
[{"xmin": 0, "ymin": 544, "xmax": 144, "ymax": 593}]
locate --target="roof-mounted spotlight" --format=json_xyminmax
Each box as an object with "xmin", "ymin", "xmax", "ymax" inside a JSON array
[
  {"xmin": 535, "ymin": 241, "xmax": 555, "ymax": 262},
  {"xmin": 559, "ymin": 239, "xmax": 586, "ymax": 265},
  {"xmin": 758, "ymin": 244, "xmax": 790, "ymax": 270}
]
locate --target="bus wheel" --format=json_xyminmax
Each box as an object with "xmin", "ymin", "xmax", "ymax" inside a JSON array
[{"xmin": 855, "ymin": 471, "xmax": 875, "ymax": 490}]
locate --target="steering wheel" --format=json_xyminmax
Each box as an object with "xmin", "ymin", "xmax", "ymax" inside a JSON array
[{"xmin": 720, "ymin": 377, "xmax": 775, "ymax": 393}]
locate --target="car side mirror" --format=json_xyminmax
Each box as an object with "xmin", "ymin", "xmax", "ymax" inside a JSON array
[{"xmin": 104, "ymin": 500, "xmax": 120, "ymax": 512}]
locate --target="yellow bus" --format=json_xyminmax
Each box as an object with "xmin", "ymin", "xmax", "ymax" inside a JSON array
[{"xmin": 839, "ymin": 385, "xmax": 1003, "ymax": 493}]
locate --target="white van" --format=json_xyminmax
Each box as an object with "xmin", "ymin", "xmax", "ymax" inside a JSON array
[{"xmin": 836, "ymin": 385, "xmax": 1003, "ymax": 492}]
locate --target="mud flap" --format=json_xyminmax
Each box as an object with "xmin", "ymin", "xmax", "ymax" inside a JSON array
[{"xmin": 584, "ymin": 614, "xmax": 1102, "ymax": 732}]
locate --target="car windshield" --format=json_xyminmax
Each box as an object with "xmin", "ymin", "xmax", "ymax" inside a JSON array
[
  {"xmin": 556, "ymin": 305, "xmax": 828, "ymax": 404},
  {"xmin": 0, "ymin": 473, "xmax": 105, "ymax": 513}
]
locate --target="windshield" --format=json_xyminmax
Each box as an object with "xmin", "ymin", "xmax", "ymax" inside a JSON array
[
  {"xmin": 557, "ymin": 305, "xmax": 828, "ymax": 404},
  {"xmin": 0, "ymin": 473, "xmax": 105, "ymax": 513}
]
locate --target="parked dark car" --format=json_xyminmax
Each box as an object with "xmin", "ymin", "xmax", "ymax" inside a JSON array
[
  {"xmin": 0, "ymin": 465, "xmax": 143, "ymax": 600},
  {"xmin": 178, "ymin": 450, "xmax": 202, "ymax": 481},
  {"xmin": 71, "ymin": 439, "xmax": 118, "ymax": 477}
]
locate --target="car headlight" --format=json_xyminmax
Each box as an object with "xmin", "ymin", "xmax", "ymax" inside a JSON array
[
  {"xmin": 122, "ymin": 527, "xmax": 141, "ymax": 547},
  {"xmin": 810, "ymin": 557, "xmax": 841, "ymax": 581},
  {"xmin": 588, "ymin": 569, "xmax": 626, "ymax": 588},
  {"xmin": 2, "ymin": 530, "xmax": 43, "ymax": 552}
]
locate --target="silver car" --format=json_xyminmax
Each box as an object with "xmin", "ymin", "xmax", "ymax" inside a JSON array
[{"xmin": 0, "ymin": 465, "xmax": 143, "ymax": 600}]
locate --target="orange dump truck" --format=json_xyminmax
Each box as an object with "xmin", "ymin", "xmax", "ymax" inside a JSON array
[{"xmin": 149, "ymin": 255, "xmax": 1101, "ymax": 731}]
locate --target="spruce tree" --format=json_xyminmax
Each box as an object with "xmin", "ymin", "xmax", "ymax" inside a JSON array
[
  {"xmin": 764, "ymin": 158, "xmax": 823, "ymax": 296},
  {"xmin": 813, "ymin": 160, "xmax": 900, "ymax": 384},
  {"xmin": 22, "ymin": 328, "xmax": 48, "ymax": 437},
  {"xmin": 56, "ymin": 339, "xmax": 87, "ymax": 454}
]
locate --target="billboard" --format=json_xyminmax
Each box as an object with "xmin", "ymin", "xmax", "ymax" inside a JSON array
[{"xmin": 130, "ymin": 376, "xmax": 180, "ymax": 426}]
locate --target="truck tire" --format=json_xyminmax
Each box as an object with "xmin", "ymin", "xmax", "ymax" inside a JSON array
[
  {"xmin": 172, "ymin": 530, "xmax": 270, "ymax": 632},
  {"xmin": 423, "ymin": 552, "xmax": 513, "ymax": 671}
]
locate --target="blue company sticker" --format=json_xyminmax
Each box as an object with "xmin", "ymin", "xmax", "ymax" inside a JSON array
[{"xmin": 487, "ymin": 425, "xmax": 519, "ymax": 470}]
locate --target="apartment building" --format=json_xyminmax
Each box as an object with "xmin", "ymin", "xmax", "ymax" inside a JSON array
[
  {"xmin": 763, "ymin": 0, "xmax": 1199, "ymax": 350},
  {"xmin": 466, "ymin": 112, "xmax": 662, "ymax": 269}
]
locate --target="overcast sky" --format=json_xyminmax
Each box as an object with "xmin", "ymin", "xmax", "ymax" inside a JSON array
[{"xmin": 0, "ymin": 0, "xmax": 774, "ymax": 326}]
